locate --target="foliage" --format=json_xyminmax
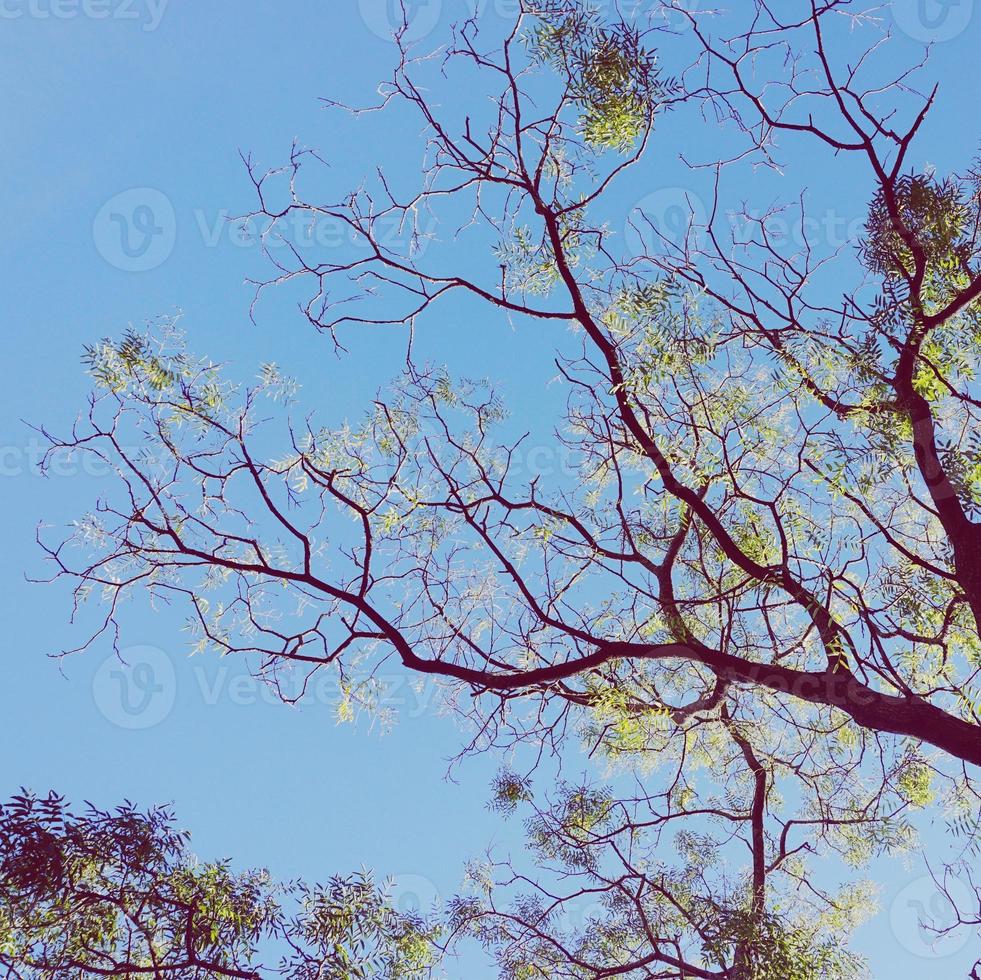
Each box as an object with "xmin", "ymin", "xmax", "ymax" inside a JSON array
[
  {"xmin": 700, "ymin": 908, "xmax": 865, "ymax": 980},
  {"xmin": 34, "ymin": 3, "xmax": 981, "ymax": 978},
  {"xmin": 0, "ymin": 791, "xmax": 438, "ymax": 979},
  {"xmin": 526, "ymin": 4, "xmax": 669, "ymax": 151}
]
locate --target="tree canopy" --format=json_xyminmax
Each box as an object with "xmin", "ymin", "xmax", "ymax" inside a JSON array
[
  {"xmin": 35, "ymin": 2, "xmax": 981, "ymax": 976},
  {"xmin": 0, "ymin": 791, "xmax": 436, "ymax": 979}
]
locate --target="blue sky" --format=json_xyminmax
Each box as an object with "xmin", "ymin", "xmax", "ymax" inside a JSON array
[{"xmin": 2, "ymin": 1, "xmax": 981, "ymax": 976}]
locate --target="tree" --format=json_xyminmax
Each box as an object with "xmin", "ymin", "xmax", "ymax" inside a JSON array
[
  {"xmin": 36, "ymin": 2, "xmax": 981, "ymax": 976},
  {"xmin": 0, "ymin": 790, "xmax": 437, "ymax": 979}
]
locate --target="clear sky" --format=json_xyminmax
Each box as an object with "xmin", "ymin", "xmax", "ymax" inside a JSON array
[{"xmin": 2, "ymin": 1, "xmax": 980, "ymax": 976}]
